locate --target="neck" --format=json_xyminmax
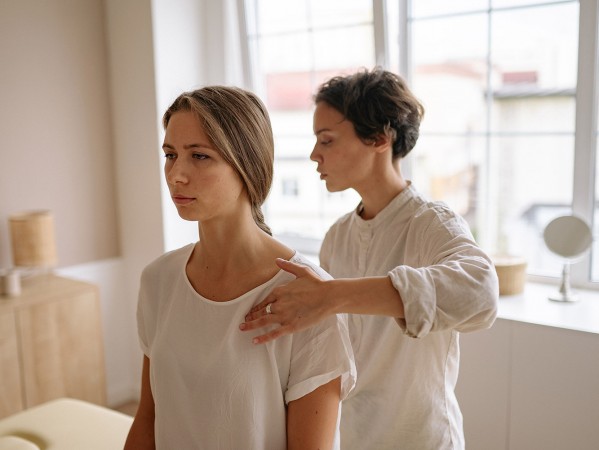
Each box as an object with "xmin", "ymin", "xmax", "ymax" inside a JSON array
[
  {"xmin": 194, "ymin": 213, "xmax": 271, "ymax": 273},
  {"xmin": 357, "ymin": 160, "xmax": 408, "ymax": 220},
  {"xmin": 186, "ymin": 212, "xmax": 293, "ymax": 302}
]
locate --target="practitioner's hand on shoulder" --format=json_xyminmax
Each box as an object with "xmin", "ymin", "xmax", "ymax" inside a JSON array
[{"xmin": 240, "ymin": 258, "xmax": 333, "ymax": 344}]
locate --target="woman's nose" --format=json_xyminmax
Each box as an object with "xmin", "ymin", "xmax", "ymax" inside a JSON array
[
  {"xmin": 166, "ymin": 159, "xmax": 189, "ymax": 185},
  {"xmin": 310, "ymin": 146, "xmax": 321, "ymax": 163}
]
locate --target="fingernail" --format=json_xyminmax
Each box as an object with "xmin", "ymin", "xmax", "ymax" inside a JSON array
[
  {"xmin": 239, "ymin": 323, "xmax": 246, "ymax": 330},
  {"xmin": 253, "ymin": 338, "xmax": 259, "ymax": 344}
]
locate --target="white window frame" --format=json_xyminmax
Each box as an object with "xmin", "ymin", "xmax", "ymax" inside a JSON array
[
  {"xmin": 240, "ymin": 0, "xmax": 599, "ymax": 287},
  {"xmin": 401, "ymin": 0, "xmax": 599, "ymax": 288}
]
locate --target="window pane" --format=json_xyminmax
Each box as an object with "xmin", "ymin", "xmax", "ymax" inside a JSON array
[
  {"xmin": 257, "ymin": 33, "xmax": 312, "ymax": 73},
  {"xmin": 249, "ymin": 0, "xmax": 309, "ymax": 35},
  {"xmin": 492, "ymin": 95, "xmax": 575, "ymax": 134},
  {"xmin": 411, "ymin": 136, "xmax": 485, "ymax": 240},
  {"xmin": 410, "ymin": 0, "xmax": 581, "ymax": 279},
  {"xmin": 411, "ymin": 0, "xmax": 489, "ymax": 18},
  {"xmin": 309, "ymin": 0, "xmax": 372, "ymax": 28},
  {"xmin": 267, "ymin": 157, "xmax": 361, "ymax": 239},
  {"xmin": 489, "ymin": 135, "xmax": 573, "ymax": 274},
  {"xmin": 312, "ymin": 26, "xmax": 375, "ymax": 71},
  {"xmin": 411, "ymin": 14, "xmax": 488, "ymax": 134},
  {"xmin": 491, "ymin": 3, "xmax": 579, "ymax": 119},
  {"xmin": 247, "ymin": 0, "xmax": 375, "ymax": 245},
  {"xmin": 492, "ymin": 0, "xmax": 574, "ymax": 9}
]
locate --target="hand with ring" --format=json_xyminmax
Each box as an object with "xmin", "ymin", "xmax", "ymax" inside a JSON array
[{"xmin": 239, "ymin": 258, "xmax": 333, "ymax": 344}]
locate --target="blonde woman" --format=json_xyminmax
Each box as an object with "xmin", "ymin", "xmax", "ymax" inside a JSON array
[{"xmin": 124, "ymin": 86, "xmax": 355, "ymax": 449}]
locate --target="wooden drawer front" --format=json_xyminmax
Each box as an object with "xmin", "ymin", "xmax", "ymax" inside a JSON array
[
  {"xmin": 17, "ymin": 290, "xmax": 106, "ymax": 408},
  {"xmin": 0, "ymin": 310, "xmax": 23, "ymax": 418}
]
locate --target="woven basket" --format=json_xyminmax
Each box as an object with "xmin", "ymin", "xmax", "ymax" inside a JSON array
[
  {"xmin": 493, "ymin": 256, "xmax": 527, "ymax": 296},
  {"xmin": 9, "ymin": 210, "xmax": 57, "ymax": 268}
]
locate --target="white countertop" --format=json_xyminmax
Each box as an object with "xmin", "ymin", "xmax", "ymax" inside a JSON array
[{"xmin": 498, "ymin": 282, "xmax": 599, "ymax": 334}]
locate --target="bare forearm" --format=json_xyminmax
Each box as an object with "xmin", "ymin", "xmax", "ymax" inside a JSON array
[{"xmin": 326, "ymin": 276, "xmax": 404, "ymax": 318}]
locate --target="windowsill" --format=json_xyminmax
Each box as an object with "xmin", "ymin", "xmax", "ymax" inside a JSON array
[{"xmin": 498, "ymin": 282, "xmax": 599, "ymax": 335}]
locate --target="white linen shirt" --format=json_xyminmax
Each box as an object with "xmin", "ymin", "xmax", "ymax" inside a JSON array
[
  {"xmin": 137, "ymin": 245, "xmax": 356, "ymax": 450},
  {"xmin": 320, "ymin": 183, "xmax": 498, "ymax": 450}
]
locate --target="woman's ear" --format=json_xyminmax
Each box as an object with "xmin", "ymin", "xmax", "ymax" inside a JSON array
[{"xmin": 372, "ymin": 133, "xmax": 392, "ymax": 153}]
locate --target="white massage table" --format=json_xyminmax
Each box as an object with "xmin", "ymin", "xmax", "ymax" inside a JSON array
[{"xmin": 0, "ymin": 398, "xmax": 133, "ymax": 450}]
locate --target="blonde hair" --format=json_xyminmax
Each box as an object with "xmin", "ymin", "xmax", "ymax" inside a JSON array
[{"xmin": 163, "ymin": 86, "xmax": 274, "ymax": 235}]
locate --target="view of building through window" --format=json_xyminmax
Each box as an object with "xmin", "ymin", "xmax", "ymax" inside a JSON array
[
  {"xmin": 409, "ymin": 1, "xmax": 579, "ymax": 277},
  {"xmin": 245, "ymin": 0, "xmax": 373, "ymax": 254},
  {"xmin": 245, "ymin": 0, "xmax": 597, "ymax": 283}
]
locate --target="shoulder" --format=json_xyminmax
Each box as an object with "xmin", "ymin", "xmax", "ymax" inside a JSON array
[
  {"xmin": 289, "ymin": 252, "xmax": 333, "ymax": 281},
  {"xmin": 405, "ymin": 186, "xmax": 473, "ymax": 239},
  {"xmin": 322, "ymin": 209, "xmax": 355, "ymax": 246},
  {"xmin": 328, "ymin": 209, "xmax": 354, "ymax": 232},
  {"xmin": 141, "ymin": 243, "xmax": 194, "ymax": 283}
]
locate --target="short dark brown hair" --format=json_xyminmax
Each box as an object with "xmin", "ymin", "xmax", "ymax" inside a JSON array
[{"xmin": 315, "ymin": 67, "xmax": 424, "ymax": 160}]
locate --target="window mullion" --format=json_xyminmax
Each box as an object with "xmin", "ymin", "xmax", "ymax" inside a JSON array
[
  {"xmin": 373, "ymin": 0, "xmax": 388, "ymax": 68},
  {"xmin": 237, "ymin": 0, "xmax": 254, "ymax": 90},
  {"xmin": 399, "ymin": 0, "xmax": 413, "ymax": 178},
  {"xmin": 571, "ymin": 0, "xmax": 599, "ymax": 284}
]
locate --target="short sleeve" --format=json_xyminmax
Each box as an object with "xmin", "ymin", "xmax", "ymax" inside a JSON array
[
  {"xmin": 136, "ymin": 267, "xmax": 152, "ymax": 356},
  {"xmin": 284, "ymin": 313, "xmax": 356, "ymax": 404}
]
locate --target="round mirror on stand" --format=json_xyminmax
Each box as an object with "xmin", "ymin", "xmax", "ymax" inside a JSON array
[{"xmin": 543, "ymin": 215, "xmax": 593, "ymax": 302}]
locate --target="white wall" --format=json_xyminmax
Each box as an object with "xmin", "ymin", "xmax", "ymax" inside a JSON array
[
  {"xmin": 98, "ymin": 0, "xmax": 239, "ymax": 403},
  {"xmin": 151, "ymin": 0, "xmax": 249, "ymax": 253},
  {"xmin": 56, "ymin": 259, "xmax": 133, "ymax": 405},
  {"xmin": 151, "ymin": 0, "xmax": 206, "ymax": 252},
  {"xmin": 102, "ymin": 0, "xmax": 167, "ymax": 404},
  {"xmin": 0, "ymin": 0, "xmax": 181, "ymax": 407},
  {"xmin": 0, "ymin": 0, "xmax": 137, "ymax": 407},
  {"xmin": 0, "ymin": 0, "xmax": 119, "ymax": 268}
]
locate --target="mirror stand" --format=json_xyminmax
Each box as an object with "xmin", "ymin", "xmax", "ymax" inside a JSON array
[
  {"xmin": 543, "ymin": 214, "xmax": 592, "ymax": 303},
  {"xmin": 549, "ymin": 261, "xmax": 579, "ymax": 303}
]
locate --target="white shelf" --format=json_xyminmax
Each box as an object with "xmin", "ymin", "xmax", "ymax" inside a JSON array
[{"xmin": 498, "ymin": 282, "xmax": 599, "ymax": 334}]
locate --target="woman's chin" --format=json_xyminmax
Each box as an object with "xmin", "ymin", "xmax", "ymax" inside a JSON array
[{"xmin": 175, "ymin": 209, "xmax": 199, "ymax": 222}]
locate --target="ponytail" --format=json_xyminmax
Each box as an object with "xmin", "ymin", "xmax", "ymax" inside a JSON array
[{"xmin": 251, "ymin": 203, "xmax": 272, "ymax": 236}]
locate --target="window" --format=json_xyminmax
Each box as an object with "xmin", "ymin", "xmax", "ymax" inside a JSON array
[
  {"xmin": 409, "ymin": 0, "xmax": 599, "ymax": 286},
  {"xmin": 243, "ymin": 0, "xmax": 599, "ymax": 286},
  {"xmin": 244, "ymin": 0, "xmax": 373, "ymax": 247},
  {"xmin": 281, "ymin": 178, "xmax": 299, "ymax": 197}
]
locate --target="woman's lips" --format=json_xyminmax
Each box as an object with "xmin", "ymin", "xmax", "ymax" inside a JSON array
[{"xmin": 172, "ymin": 196, "xmax": 195, "ymax": 205}]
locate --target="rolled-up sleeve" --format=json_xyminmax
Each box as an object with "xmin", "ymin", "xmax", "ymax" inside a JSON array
[{"xmin": 389, "ymin": 218, "xmax": 499, "ymax": 338}]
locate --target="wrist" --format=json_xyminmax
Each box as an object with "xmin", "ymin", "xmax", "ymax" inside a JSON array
[{"xmin": 323, "ymin": 279, "xmax": 345, "ymax": 315}]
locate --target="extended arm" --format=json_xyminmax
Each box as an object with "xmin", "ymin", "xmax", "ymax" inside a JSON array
[
  {"xmin": 287, "ymin": 377, "xmax": 341, "ymax": 450},
  {"xmin": 124, "ymin": 355, "xmax": 155, "ymax": 450},
  {"xmin": 241, "ymin": 232, "xmax": 498, "ymax": 343},
  {"xmin": 240, "ymin": 258, "xmax": 404, "ymax": 344}
]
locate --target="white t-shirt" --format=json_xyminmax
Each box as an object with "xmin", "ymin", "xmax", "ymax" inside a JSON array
[
  {"xmin": 320, "ymin": 183, "xmax": 498, "ymax": 450},
  {"xmin": 137, "ymin": 245, "xmax": 356, "ymax": 450}
]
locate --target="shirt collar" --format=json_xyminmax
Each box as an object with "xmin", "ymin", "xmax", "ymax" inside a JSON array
[{"xmin": 353, "ymin": 181, "xmax": 414, "ymax": 229}]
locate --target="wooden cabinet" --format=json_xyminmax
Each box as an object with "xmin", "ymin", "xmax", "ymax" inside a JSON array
[{"xmin": 0, "ymin": 275, "xmax": 106, "ymax": 419}]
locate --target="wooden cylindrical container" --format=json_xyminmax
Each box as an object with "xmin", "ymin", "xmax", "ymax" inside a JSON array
[
  {"xmin": 493, "ymin": 255, "xmax": 527, "ymax": 296},
  {"xmin": 9, "ymin": 210, "xmax": 58, "ymax": 268}
]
